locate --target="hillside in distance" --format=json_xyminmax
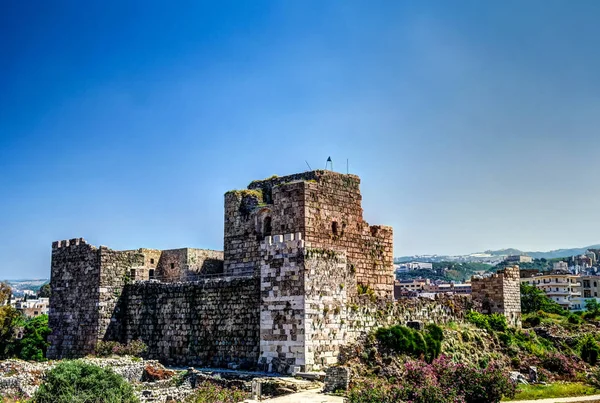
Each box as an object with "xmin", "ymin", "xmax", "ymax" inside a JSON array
[{"xmin": 397, "ymin": 244, "xmax": 600, "ymax": 263}]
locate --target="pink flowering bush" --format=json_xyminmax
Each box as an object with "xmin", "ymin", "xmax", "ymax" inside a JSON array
[
  {"xmin": 347, "ymin": 355, "xmax": 516, "ymax": 403},
  {"xmin": 540, "ymin": 352, "xmax": 583, "ymax": 380}
]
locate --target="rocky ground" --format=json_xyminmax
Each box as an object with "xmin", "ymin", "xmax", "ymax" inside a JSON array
[{"xmin": 0, "ymin": 356, "xmax": 320, "ymax": 402}]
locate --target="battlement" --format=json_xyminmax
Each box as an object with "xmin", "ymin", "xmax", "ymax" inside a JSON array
[
  {"xmin": 52, "ymin": 238, "xmax": 88, "ymax": 249},
  {"xmin": 260, "ymin": 232, "xmax": 304, "ymax": 250}
]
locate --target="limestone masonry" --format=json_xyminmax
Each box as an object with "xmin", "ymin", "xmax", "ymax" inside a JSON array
[{"xmin": 48, "ymin": 170, "xmax": 520, "ymax": 373}]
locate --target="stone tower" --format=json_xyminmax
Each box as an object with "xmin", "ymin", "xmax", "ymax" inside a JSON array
[{"xmin": 471, "ymin": 265, "xmax": 522, "ymax": 327}]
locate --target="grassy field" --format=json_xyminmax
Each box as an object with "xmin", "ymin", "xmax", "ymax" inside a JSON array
[{"xmin": 503, "ymin": 383, "xmax": 599, "ymax": 401}]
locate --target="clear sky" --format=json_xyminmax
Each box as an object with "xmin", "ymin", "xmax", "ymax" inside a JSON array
[{"xmin": 2, "ymin": 1, "xmax": 600, "ymax": 279}]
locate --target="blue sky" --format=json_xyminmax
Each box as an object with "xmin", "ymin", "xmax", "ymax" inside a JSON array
[{"xmin": 2, "ymin": 1, "xmax": 600, "ymax": 278}]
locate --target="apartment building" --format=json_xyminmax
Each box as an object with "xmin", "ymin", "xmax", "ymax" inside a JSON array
[{"xmin": 520, "ymin": 271, "xmax": 581, "ymax": 310}]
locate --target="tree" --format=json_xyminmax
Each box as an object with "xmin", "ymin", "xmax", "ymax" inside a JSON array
[
  {"xmin": 520, "ymin": 283, "xmax": 565, "ymax": 315},
  {"xmin": 586, "ymin": 299, "xmax": 600, "ymax": 316},
  {"xmin": 0, "ymin": 282, "xmax": 11, "ymax": 305},
  {"xmin": 7, "ymin": 314, "xmax": 50, "ymax": 361},
  {"xmin": 0, "ymin": 305, "xmax": 21, "ymax": 358},
  {"xmin": 38, "ymin": 283, "xmax": 51, "ymax": 298}
]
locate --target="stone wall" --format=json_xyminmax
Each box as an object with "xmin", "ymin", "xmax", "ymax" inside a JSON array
[
  {"xmin": 472, "ymin": 265, "xmax": 522, "ymax": 327},
  {"xmin": 47, "ymin": 238, "xmax": 101, "ymax": 359},
  {"xmin": 122, "ymin": 277, "xmax": 260, "ymax": 368},
  {"xmin": 303, "ymin": 247, "xmax": 351, "ymax": 370},
  {"xmin": 258, "ymin": 233, "xmax": 306, "ymax": 373}
]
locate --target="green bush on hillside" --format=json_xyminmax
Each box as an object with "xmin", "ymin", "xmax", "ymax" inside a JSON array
[
  {"xmin": 33, "ymin": 361, "xmax": 138, "ymax": 403},
  {"xmin": 466, "ymin": 311, "xmax": 508, "ymax": 332},
  {"xmin": 374, "ymin": 324, "xmax": 443, "ymax": 363},
  {"xmin": 579, "ymin": 334, "xmax": 600, "ymax": 366}
]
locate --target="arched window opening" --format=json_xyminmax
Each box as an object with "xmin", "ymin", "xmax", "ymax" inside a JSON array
[{"xmin": 264, "ymin": 216, "xmax": 272, "ymax": 236}]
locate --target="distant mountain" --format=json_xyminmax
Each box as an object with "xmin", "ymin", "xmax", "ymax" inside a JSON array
[
  {"xmin": 484, "ymin": 245, "xmax": 600, "ymax": 260},
  {"xmin": 396, "ymin": 244, "xmax": 600, "ymax": 263},
  {"xmin": 3, "ymin": 279, "xmax": 49, "ymax": 292}
]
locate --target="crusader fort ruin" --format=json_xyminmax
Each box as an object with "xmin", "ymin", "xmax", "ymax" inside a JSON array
[{"xmin": 47, "ymin": 170, "xmax": 520, "ymax": 373}]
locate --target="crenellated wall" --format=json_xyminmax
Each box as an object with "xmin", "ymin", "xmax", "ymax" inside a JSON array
[{"xmin": 47, "ymin": 238, "xmax": 101, "ymax": 359}]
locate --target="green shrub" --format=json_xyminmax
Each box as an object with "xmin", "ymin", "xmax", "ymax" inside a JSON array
[
  {"xmin": 466, "ymin": 311, "xmax": 508, "ymax": 332},
  {"xmin": 33, "ymin": 360, "xmax": 137, "ymax": 403},
  {"xmin": 523, "ymin": 315, "xmax": 541, "ymax": 328},
  {"xmin": 488, "ymin": 313, "xmax": 508, "ymax": 332},
  {"xmin": 466, "ymin": 311, "xmax": 491, "ymax": 331},
  {"xmin": 95, "ymin": 339, "xmax": 147, "ymax": 357},
  {"xmin": 374, "ymin": 324, "xmax": 443, "ymax": 363},
  {"xmin": 579, "ymin": 334, "xmax": 600, "ymax": 365},
  {"xmin": 568, "ymin": 314, "xmax": 584, "ymax": 325}
]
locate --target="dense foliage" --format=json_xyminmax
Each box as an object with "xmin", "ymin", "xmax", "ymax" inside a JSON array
[
  {"xmin": 520, "ymin": 283, "xmax": 566, "ymax": 315},
  {"xmin": 7, "ymin": 314, "xmax": 51, "ymax": 361},
  {"xmin": 579, "ymin": 334, "xmax": 600, "ymax": 366},
  {"xmin": 37, "ymin": 283, "xmax": 51, "ymax": 298},
  {"xmin": 374, "ymin": 324, "xmax": 443, "ymax": 363},
  {"xmin": 466, "ymin": 311, "xmax": 508, "ymax": 332},
  {"xmin": 347, "ymin": 355, "xmax": 516, "ymax": 403},
  {"xmin": 33, "ymin": 361, "xmax": 138, "ymax": 403},
  {"xmin": 0, "ymin": 282, "xmax": 50, "ymax": 361}
]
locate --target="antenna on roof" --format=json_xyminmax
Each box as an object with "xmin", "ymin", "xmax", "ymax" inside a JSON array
[
  {"xmin": 305, "ymin": 160, "xmax": 313, "ymax": 171},
  {"xmin": 326, "ymin": 156, "xmax": 333, "ymax": 171}
]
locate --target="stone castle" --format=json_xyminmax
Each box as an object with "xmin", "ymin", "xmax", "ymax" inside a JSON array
[{"xmin": 47, "ymin": 170, "xmax": 520, "ymax": 373}]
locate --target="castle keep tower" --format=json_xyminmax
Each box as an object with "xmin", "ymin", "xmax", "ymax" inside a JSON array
[{"xmin": 224, "ymin": 170, "xmax": 394, "ymax": 301}]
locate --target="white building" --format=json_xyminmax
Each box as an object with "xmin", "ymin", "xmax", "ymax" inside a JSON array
[{"xmin": 521, "ymin": 272, "xmax": 581, "ymax": 310}]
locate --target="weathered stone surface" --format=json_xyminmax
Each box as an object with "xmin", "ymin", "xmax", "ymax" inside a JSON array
[
  {"xmin": 471, "ymin": 265, "xmax": 522, "ymax": 327},
  {"xmin": 323, "ymin": 366, "xmax": 351, "ymax": 392}
]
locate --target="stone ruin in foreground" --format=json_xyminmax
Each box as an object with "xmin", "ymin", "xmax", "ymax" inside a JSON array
[{"xmin": 47, "ymin": 170, "xmax": 520, "ymax": 373}]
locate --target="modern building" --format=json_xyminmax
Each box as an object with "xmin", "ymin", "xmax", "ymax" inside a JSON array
[
  {"xmin": 553, "ymin": 261, "xmax": 569, "ymax": 271},
  {"xmin": 506, "ymin": 255, "xmax": 533, "ymax": 264},
  {"xmin": 14, "ymin": 297, "xmax": 49, "ymax": 318},
  {"xmin": 520, "ymin": 271, "xmax": 581, "ymax": 309}
]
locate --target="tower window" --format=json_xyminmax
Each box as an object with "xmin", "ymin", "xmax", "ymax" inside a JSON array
[
  {"xmin": 149, "ymin": 269, "xmax": 155, "ymax": 279},
  {"xmin": 332, "ymin": 221, "xmax": 339, "ymax": 235},
  {"xmin": 264, "ymin": 216, "xmax": 272, "ymax": 236},
  {"xmin": 170, "ymin": 263, "xmax": 175, "ymax": 269},
  {"xmin": 150, "ymin": 258, "xmax": 155, "ymax": 264}
]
